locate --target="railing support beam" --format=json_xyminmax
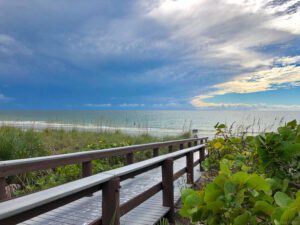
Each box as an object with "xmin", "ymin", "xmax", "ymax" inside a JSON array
[
  {"xmin": 162, "ymin": 159, "xmax": 174, "ymax": 223},
  {"xmin": 0, "ymin": 177, "xmax": 7, "ymax": 201},
  {"xmin": 153, "ymin": 148, "xmax": 159, "ymax": 157},
  {"xmin": 82, "ymin": 161, "xmax": 92, "ymax": 178},
  {"xmin": 126, "ymin": 153, "xmax": 134, "ymax": 165},
  {"xmin": 199, "ymin": 147, "xmax": 205, "ymax": 172},
  {"xmin": 168, "ymin": 145, "xmax": 173, "ymax": 153},
  {"xmin": 179, "ymin": 143, "xmax": 184, "ymax": 150},
  {"xmin": 102, "ymin": 177, "xmax": 120, "ymax": 225},
  {"xmin": 186, "ymin": 152, "xmax": 194, "ymax": 185}
]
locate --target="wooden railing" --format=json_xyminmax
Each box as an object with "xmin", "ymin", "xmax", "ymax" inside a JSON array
[
  {"xmin": 0, "ymin": 137, "xmax": 208, "ymax": 225},
  {"xmin": 0, "ymin": 137, "xmax": 207, "ymax": 201}
]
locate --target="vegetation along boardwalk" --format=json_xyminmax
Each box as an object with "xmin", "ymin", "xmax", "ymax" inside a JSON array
[{"xmin": 0, "ymin": 137, "xmax": 208, "ymax": 225}]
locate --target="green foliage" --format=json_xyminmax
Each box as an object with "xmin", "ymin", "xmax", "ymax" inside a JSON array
[
  {"xmin": 181, "ymin": 159, "xmax": 273, "ymax": 225},
  {"xmin": 272, "ymin": 191, "xmax": 300, "ymax": 225},
  {"xmin": 181, "ymin": 120, "xmax": 300, "ymax": 225},
  {"xmin": 1, "ymin": 126, "xmax": 190, "ymax": 196},
  {"xmin": 0, "ymin": 127, "xmax": 48, "ymax": 160},
  {"xmin": 256, "ymin": 120, "xmax": 300, "ymax": 183}
]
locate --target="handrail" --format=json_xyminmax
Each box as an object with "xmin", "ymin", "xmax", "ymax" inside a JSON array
[
  {"xmin": 0, "ymin": 143, "xmax": 207, "ymax": 225},
  {"xmin": 0, "ymin": 137, "xmax": 208, "ymax": 201},
  {"xmin": 0, "ymin": 137, "xmax": 207, "ymax": 177}
]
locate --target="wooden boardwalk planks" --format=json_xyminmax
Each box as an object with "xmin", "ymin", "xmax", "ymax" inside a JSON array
[{"xmin": 19, "ymin": 152, "xmax": 201, "ymax": 225}]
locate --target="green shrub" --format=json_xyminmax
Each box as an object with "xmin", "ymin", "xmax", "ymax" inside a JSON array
[
  {"xmin": 180, "ymin": 120, "xmax": 300, "ymax": 225},
  {"xmin": 181, "ymin": 159, "xmax": 274, "ymax": 225}
]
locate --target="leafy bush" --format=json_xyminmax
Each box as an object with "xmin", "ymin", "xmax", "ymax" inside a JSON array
[
  {"xmin": 256, "ymin": 120, "xmax": 300, "ymax": 183},
  {"xmin": 181, "ymin": 159, "xmax": 274, "ymax": 225},
  {"xmin": 180, "ymin": 120, "xmax": 300, "ymax": 225}
]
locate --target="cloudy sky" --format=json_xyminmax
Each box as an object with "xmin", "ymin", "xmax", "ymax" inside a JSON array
[{"xmin": 0, "ymin": 0, "xmax": 300, "ymax": 110}]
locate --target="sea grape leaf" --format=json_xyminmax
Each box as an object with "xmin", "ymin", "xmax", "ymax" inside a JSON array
[
  {"xmin": 247, "ymin": 174, "xmax": 271, "ymax": 194},
  {"xmin": 181, "ymin": 188, "xmax": 195, "ymax": 202},
  {"xmin": 280, "ymin": 207, "xmax": 297, "ymax": 224},
  {"xmin": 214, "ymin": 174, "xmax": 227, "ymax": 188},
  {"xmin": 219, "ymin": 159, "xmax": 232, "ymax": 176},
  {"xmin": 274, "ymin": 192, "xmax": 293, "ymax": 207},
  {"xmin": 213, "ymin": 142, "xmax": 222, "ymax": 149},
  {"xmin": 266, "ymin": 178, "xmax": 282, "ymax": 191},
  {"xmin": 184, "ymin": 193, "xmax": 202, "ymax": 208},
  {"xmin": 206, "ymin": 200, "xmax": 224, "ymax": 213},
  {"xmin": 235, "ymin": 189, "xmax": 245, "ymax": 206},
  {"xmin": 253, "ymin": 201, "xmax": 275, "ymax": 216},
  {"xmin": 233, "ymin": 211, "xmax": 251, "ymax": 225},
  {"xmin": 224, "ymin": 181, "xmax": 236, "ymax": 202},
  {"xmin": 272, "ymin": 207, "xmax": 284, "ymax": 225},
  {"xmin": 204, "ymin": 183, "xmax": 223, "ymax": 203},
  {"xmin": 231, "ymin": 171, "xmax": 249, "ymax": 185}
]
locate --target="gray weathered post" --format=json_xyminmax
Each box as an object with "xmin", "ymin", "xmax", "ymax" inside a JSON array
[
  {"xmin": 102, "ymin": 177, "xmax": 120, "ymax": 225},
  {"xmin": 162, "ymin": 159, "xmax": 174, "ymax": 223}
]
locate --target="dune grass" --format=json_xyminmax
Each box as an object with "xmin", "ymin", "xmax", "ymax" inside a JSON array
[{"xmin": 0, "ymin": 126, "xmax": 191, "ymax": 196}]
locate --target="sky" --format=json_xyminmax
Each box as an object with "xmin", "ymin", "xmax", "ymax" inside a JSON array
[{"xmin": 0, "ymin": 0, "xmax": 300, "ymax": 110}]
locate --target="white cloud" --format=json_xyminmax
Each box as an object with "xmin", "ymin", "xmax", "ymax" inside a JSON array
[
  {"xmin": 0, "ymin": 93, "xmax": 12, "ymax": 103},
  {"xmin": 146, "ymin": 0, "xmax": 300, "ymax": 109},
  {"xmin": 84, "ymin": 103, "xmax": 112, "ymax": 107},
  {"xmin": 191, "ymin": 55, "xmax": 300, "ymax": 109},
  {"xmin": 147, "ymin": 0, "xmax": 300, "ymax": 69},
  {"xmin": 0, "ymin": 34, "xmax": 32, "ymax": 56},
  {"xmin": 119, "ymin": 103, "xmax": 145, "ymax": 107}
]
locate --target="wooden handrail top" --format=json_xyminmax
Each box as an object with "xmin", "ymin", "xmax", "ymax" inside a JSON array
[
  {"xmin": 0, "ymin": 144, "xmax": 205, "ymax": 220},
  {"xmin": 0, "ymin": 172, "xmax": 113, "ymax": 220},
  {"xmin": 0, "ymin": 137, "xmax": 208, "ymax": 177},
  {"xmin": 101, "ymin": 144, "xmax": 204, "ymax": 178}
]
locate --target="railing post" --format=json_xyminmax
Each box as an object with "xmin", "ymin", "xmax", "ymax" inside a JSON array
[
  {"xmin": 82, "ymin": 161, "xmax": 92, "ymax": 178},
  {"xmin": 126, "ymin": 152, "xmax": 134, "ymax": 165},
  {"xmin": 162, "ymin": 159, "xmax": 174, "ymax": 223},
  {"xmin": 194, "ymin": 140, "xmax": 198, "ymax": 146},
  {"xmin": 0, "ymin": 177, "xmax": 7, "ymax": 201},
  {"xmin": 200, "ymin": 139, "xmax": 204, "ymax": 144},
  {"xmin": 168, "ymin": 145, "xmax": 173, "ymax": 153},
  {"xmin": 179, "ymin": 143, "xmax": 184, "ymax": 150},
  {"xmin": 199, "ymin": 146, "xmax": 205, "ymax": 172},
  {"xmin": 186, "ymin": 152, "xmax": 194, "ymax": 185},
  {"xmin": 188, "ymin": 142, "xmax": 192, "ymax": 148},
  {"xmin": 102, "ymin": 177, "xmax": 120, "ymax": 225},
  {"xmin": 153, "ymin": 148, "xmax": 159, "ymax": 157}
]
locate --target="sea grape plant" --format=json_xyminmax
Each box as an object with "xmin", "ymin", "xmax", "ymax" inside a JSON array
[{"xmin": 180, "ymin": 159, "xmax": 274, "ymax": 225}]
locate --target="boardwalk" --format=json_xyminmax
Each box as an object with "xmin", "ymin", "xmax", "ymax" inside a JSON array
[{"xmin": 19, "ymin": 152, "xmax": 201, "ymax": 225}]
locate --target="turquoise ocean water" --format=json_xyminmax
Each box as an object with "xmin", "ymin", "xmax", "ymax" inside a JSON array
[{"xmin": 0, "ymin": 110, "xmax": 299, "ymax": 137}]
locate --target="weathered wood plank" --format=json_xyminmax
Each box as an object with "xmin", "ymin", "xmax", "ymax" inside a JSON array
[{"xmin": 16, "ymin": 152, "xmax": 202, "ymax": 225}]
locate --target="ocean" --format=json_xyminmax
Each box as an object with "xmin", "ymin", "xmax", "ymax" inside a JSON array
[{"xmin": 0, "ymin": 110, "xmax": 299, "ymax": 137}]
